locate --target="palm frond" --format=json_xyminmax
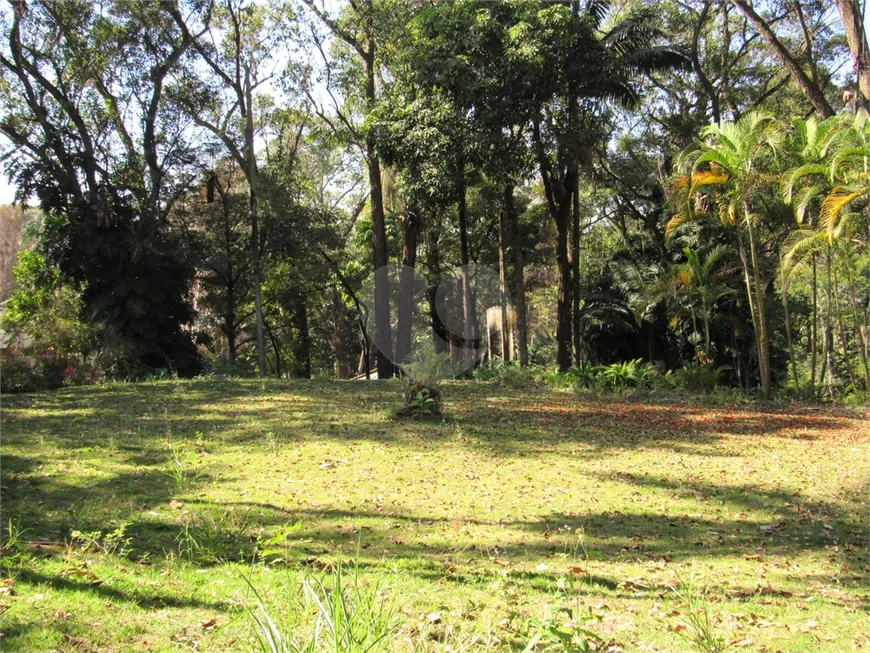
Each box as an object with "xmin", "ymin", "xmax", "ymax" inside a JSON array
[{"xmin": 820, "ymin": 187, "xmax": 867, "ymax": 238}]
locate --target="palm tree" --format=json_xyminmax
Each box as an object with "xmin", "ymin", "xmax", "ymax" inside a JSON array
[
  {"xmin": 781, "ymin": 114, "xmax": 842, "ymax": 396},
  {"xmin": 611, "ymin": 257, "xmax": 671, "ymax": 363},
  {"xmin": 667, "ymin": 110, "xmax": 784, "ymax": 399},
  {"xmin": 674, "ymin": 246, "xmax": 735, "ymax": 362},
  {"xmin": 783, "ymin": 112, "xmax": 870, "ymax": 392},
  {"xmin": 815, "ymin": 111, "xmax": 870, "ymax": 391}
]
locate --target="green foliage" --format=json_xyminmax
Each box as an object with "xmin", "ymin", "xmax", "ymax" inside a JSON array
[
  {"xmin": 247, "ymin": 558, "xmax": 397, "ymax": 653},
  {"xmin": 162, "ymin": 443, "xmax": 204, "ymax": 494},
  {"xmin": 407, "ymin": 391, "xmax": 437, "ymax": 415},
  {"xmin": 665, "ymin": 364, "xmax": 732, "ymax": 394},
  {"xmin": 472, "ymin": 360, "xmax": 541, "ymax": 388},
  {"xmin": 669, "ymin": 570, "xmax": 731, "ymax": 653},
  {"xmin": 70, "ymin": 522, "xmax": 132, "ymax": 558}
]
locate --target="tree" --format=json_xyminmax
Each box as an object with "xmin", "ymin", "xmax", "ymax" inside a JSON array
[
  {"xmin": 1, "ymin": 0, "xmax": 201, "ymax": 374},
  {"xmin": 669, "ymin": 110, "xmax": 784, "ymax": 398},
  {"xmin": 298, "ymin": 0, "xmax": 413, "ymax": 379},
  {"xmin": 168, "ymin": 0, "xmax": 294, "ymax": 377}
]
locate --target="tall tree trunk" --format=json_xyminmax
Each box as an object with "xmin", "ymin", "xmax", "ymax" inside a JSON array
[
  {"xmin": 396, "ymin": 208, "xmax": 420, "ymax": 364},
  {"xmin": 832, "ymin": 260, "xmax": 857, "ymax": 389},
  {"xmin": 245, "ymin": 68, "xmax": 267, "ymax": 378},
  {"xmin": 571, "ymin": 184, "xmax": 582, "ymax": 366},
  {"xmin": 505, "ymin": 185, "xmax": 529, "ymax": 366},
  {"xmin": 737, "ymin": 232, "xmax": 764, "ymax": 395},
  {"xmin": 781, "ymin": 251, "xmax": 798, "ymax": 388},
  {"xmin": 555, "ymin": 198, "xmax": 572, "ymax": 372},
  {"xmin": 332, "ymin": 289, "xmax": 353, "ymax": 378},
  {"xmin": 743, "ymin": 205, "xmax": 770, "ymax": 399},
  {"xmin": 457, "ymin": 168, "xmax": 477, "ymax": 364},
  {"xmin": 291, "ymin": 293, "xmax": 311, "ymax": 379},
  {"xmin": 498, "ymin": 203, "xmax": 510, "ymax": 361},
  {"xmin": 835, "ymin": 0, "xmax": 870, "ymax": 105},
  {"xmin": 426, "ymin": 227, "xmax": 449, "ymax": 354},
  {"xmin": 364, "ymin": 48, "xmax": 393, "ymax": 379},
  {"xmin": 824, "ymin": 250, "xmax": 837, "ymax": 395}
]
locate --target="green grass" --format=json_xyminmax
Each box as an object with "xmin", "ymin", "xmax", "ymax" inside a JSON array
[{"xmin": 1, "ymin": 378, "xmax": 868, "ymax": 651}]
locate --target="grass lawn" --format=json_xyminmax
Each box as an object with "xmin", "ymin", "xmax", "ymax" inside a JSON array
[{"xmin": 1, "ymin": 378, "xmax": 868, "ymax": 652}]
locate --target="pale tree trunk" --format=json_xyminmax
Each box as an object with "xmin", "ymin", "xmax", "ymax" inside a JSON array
[
  {"xmin": 737, "ymin": 227, "xmax": 769, "ymax": 399},
  {"xmin": 364, "ymin": 47, "xmax": 393, "ymax": 379},
  {"xmin": 780, "ymin": 250, "xmax": 799, "ymax": 388},
  {"xmin": 746, "ymin": 219, "xmax": 771, "ymax": 399},
  {"xmin": 498, "ymin": 204, "xmax": 510, "ymax": 361},
  {"xmin": 245, "ymin": 67, "xmax": 267, "ymax": 377},
  {"xmin": 457, "ymin": 168, "xmax": 477, "ymax": 364}
]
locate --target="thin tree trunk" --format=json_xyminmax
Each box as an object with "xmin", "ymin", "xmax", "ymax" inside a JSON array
[
  {"xmin": 505, "ymin": 185, "xmax": 528, "ymax": 366},
  {"xmin": 498, "ymin": 203, "xmax": 510, "ymax": 361},
  {"xmin": 555, "ymin": 202, "xmax": 572, "ymax": 372},
  {"xmin": 737, "ymin": 232, "xmax": 764, "ymax": 394},
  {"xmin": 781, "ymin": 250, "xmax": 799, "ymax": 388},
  {"xmin": 363, "ymin": 47, "xmax": 392, "ymax": 379},
  {"xmin": 396, "ymin": 208, "xmax": 419, "ymax": 365},
  {"xmin": 426, "ymin": 226, "xmax": 449, "ymax": 354},
  {"xmin": 457, "ymin": 167, "xmax": 477, "ymax": 364},
  {"xmin": 291, "ymin": 293, "xmax": 311, "ymax": 379},
  {"xmin": 571, "ymin": 184, "xmax": 582, "ymax": 366},
  {"xmin": 743, "ymin": 205, "xmax": 770, "ymax": 399},
  {"xmin": 832, "ymin": 260, "xmax": 857, "ymax": 389},
  {"xmin": 824, "ymin": 250, "xmax": 837, "ymax": 395},
  {"xmin": 245, "ymin": 68, "xmax": 266, "ymax": 377}
]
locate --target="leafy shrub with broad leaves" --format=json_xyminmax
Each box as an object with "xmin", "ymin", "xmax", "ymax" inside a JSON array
[{"xmin": 596, "ymin": 359, "xmax": 653, "ymax": 391}]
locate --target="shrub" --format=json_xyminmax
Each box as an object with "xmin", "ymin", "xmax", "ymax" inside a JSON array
[
  {"xmin": 247, "ymin": 558, "xmax": 397, "ymax": 652},
  {"xmin": 595, "ymin": 359, "xmax": 653, "ymax": 391},
  {"xmin": 666, "ymin": 364, "xmax": 731, "ymax": 394},
  {"xmin": 473, "ymin": 360, "xmax": 540, "ymax": 388}
]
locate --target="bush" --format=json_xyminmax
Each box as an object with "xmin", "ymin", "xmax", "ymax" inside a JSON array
[
  {"xmin": 596, "ymin": 359, "xmax": 654, "ymax": 391},
  {"xmin": 0, "ymin": 355, "xmax": 41, "ymax": 393},
  {"xmin": 472, "ymin": 359, "xmax": 541, "ymax": 388},
  {"xmin": 665, "ymin": 363, "xmax": 731, "ymax": 394}
]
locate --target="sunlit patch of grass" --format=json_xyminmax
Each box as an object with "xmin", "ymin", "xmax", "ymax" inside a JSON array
[{"xmin": 1, "ymin": 378, "xmax": 867, "ymax": 651}]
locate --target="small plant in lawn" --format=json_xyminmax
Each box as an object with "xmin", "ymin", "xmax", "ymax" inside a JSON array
[
  {"xmin": 408, "ymin": 390, "xmax": 437, "ymax": 415},
  {"xmin": 520, "ymin": 607, "xmax": 605, "ymax": 652},
  {"xmin": 265, "ymin": 431, "xmax": 280, "ymax": 453},
  {"xmin": 0, "ymin": 519, "xmax": 27, "ymax": 554},
  {"xmin": 396, "ymin": 347, "xmax": 450, "ymax": 418},
  {"xmin": 70, "ymin": 521, "xmax": 132, "ymax": 557},
  {"xmin": 162, "ymin": 442, "xmax": 203, "ymax": 493},
  {"xmin": 176, "ymin": 510, "xmax": 255, "ymax": 564},
  {"xmin": 246, "ymin": 557, "xmax": 397, "ymax": 652},
  {"xmin": 257, "ymin": 521, "xmax": 306, "ymax": 564},
  {"xmin": 669, "ymin": 569, "xmax": 731, "ymax": 653}
]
